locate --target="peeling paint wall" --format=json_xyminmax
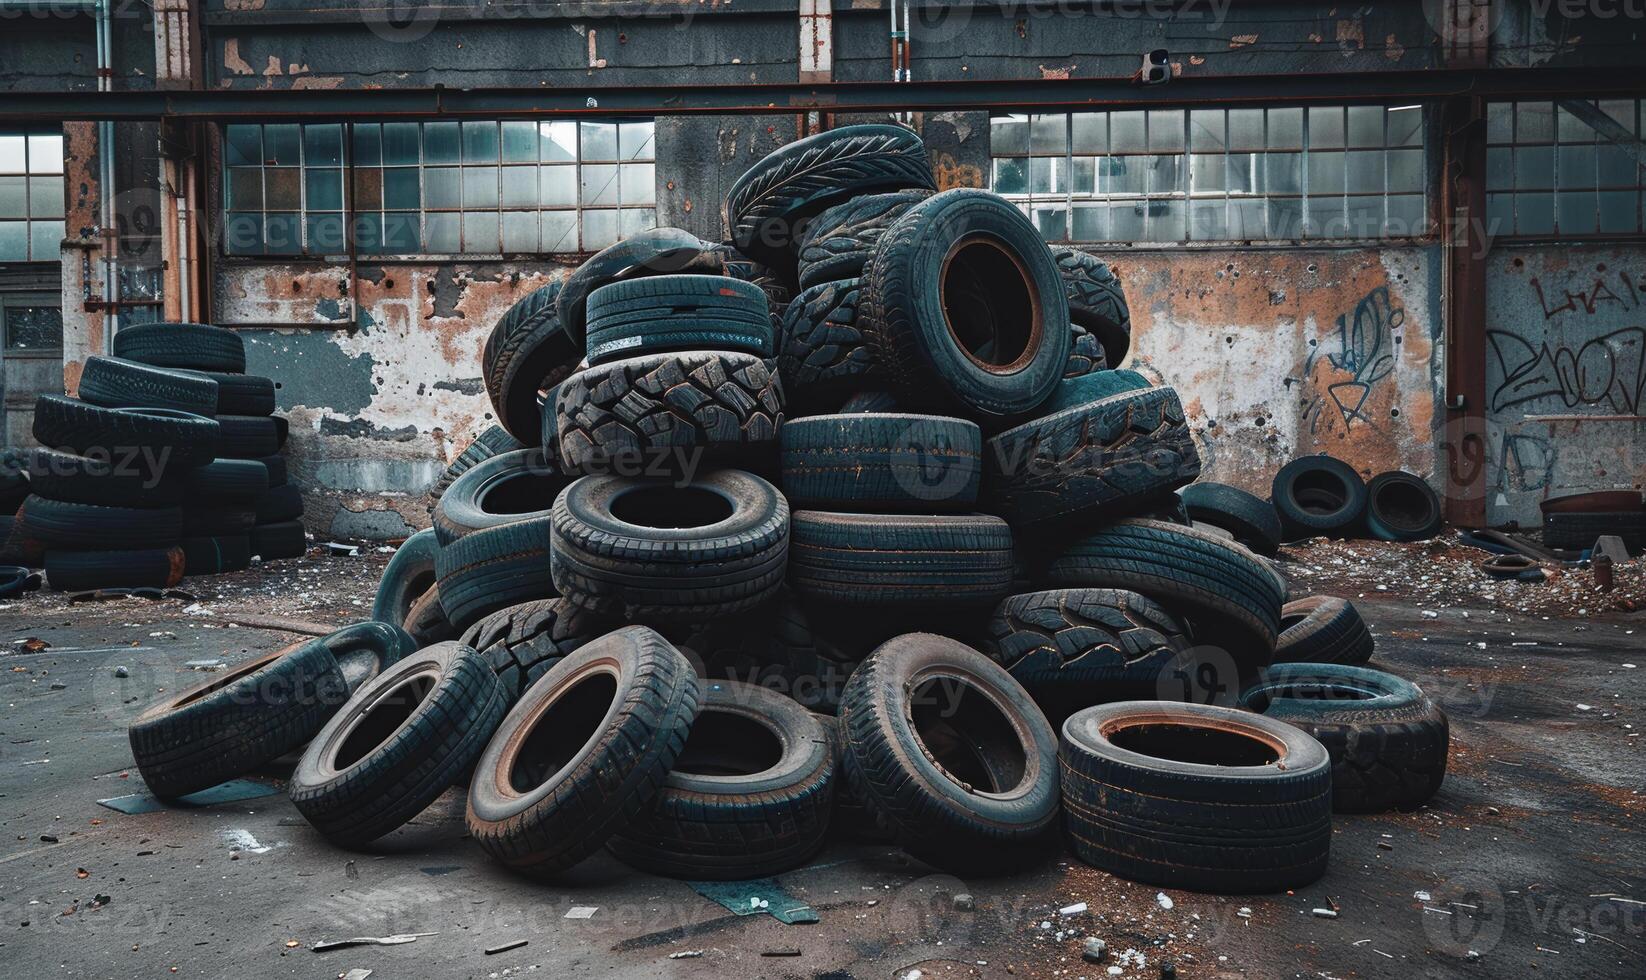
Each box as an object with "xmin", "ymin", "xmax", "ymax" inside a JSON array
[
  {"xmin": 1483, "ymin": 246, "xmax": 1646, "ymax": 527},
  {"xmin": 1124, "ymin": 248, "xmax": 1443, "ymax": 497}
]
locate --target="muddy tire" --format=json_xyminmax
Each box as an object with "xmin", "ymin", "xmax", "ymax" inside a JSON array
[
  {"xmin": 466, "ymin": 626, "xmax": 701, "ymax": 876},
  {"xmin": 606, "ymin": 680, "xmax": 835, "ymax": 879},
  {"xmin": 289, "ymin": 642, "xmax": 509, "ymax": 846},
  {"xmin": 1274, "ymin": 596, "xmax": 1374, "ymax": 666},
  {"xmin": 483, "ymin": 281, "xmax": 580, "ymax": 445},
  {"xmin": 796, "ymin": 189, "xmax": 934, "ymax": 290},
  {"xmin": 403, "ymin": 588, "xmax": 458, "ymax": 646},
  {"xmin": 372, "ymin": 528, "xmax": 440, "ymax": 627},
  {"xmin": 550, "ymin": 470, "xmax": 789, "ymax": 622},
  {"xmin": 112, "ymin": 322, "xmax": 246, "ymax": 373},
  {"xmin": 433, "ymin": 448, "xmax": 570, "ymax": 546},
  {"xmin": 1180, "ymin": 482, "xmax": 1283, "ymax": 556},
  {"xmin": 459, "ymin": 597, "xmax": 620, "ymax": 705},
  {"xmin": 1051, "ymin": 248, "xmax": 1131, "ymax": 365},
  {"xmin": 838, "ymin": 633, "xmax": 1060, "ymax": 871},
  {"xmin": 1239, "ymin": 664, "xmax": 1447, "ymax": 813},
  {"xmin": 1060, "ymin": 701, "xmax": 1332, "ymax": 892},
  {"xmin": 79, "ymin": 356, "xmax": 220, "ymax": 416},
  {"xmin": 780, "ymin": 413, "xmax": 981, "ymax": 512},
  {"xmin": 788, "ymin": 511, "xmax": 1013, "ymax": 608},
  {"xmin": 775, "ymin": 278, "xmax": 879, "ymax": 410}
]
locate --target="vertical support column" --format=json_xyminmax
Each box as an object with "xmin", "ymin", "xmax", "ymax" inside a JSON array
[
  {"xmin": 59, "ymin": 121, "xmax": 107, "ymax": 396},
  {"xmin": 154, "ymin": 0, "xmax": 205, "ymax": 323},
  {"xmin": 1441, "ymin": 94, "xmax": 1489, "ymax": 528},
  {"xmin": 798, "ymin": 0, "xmax": 832, "ymax": 136}
]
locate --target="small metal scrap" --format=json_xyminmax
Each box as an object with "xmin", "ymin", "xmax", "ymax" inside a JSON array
[
  {"xmin": 484, "ymin": 940, "xmax": 528, "ymax": 955},
  {"xmin": 761, "ymin": 948, "xmax": 802, "ymax": 957}
]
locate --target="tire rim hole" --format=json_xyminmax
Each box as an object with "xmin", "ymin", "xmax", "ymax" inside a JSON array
[
  {"xmin": 334, "ymin": 672, "xmax": 436, "ymax": 770},
  {"xmin": 1372, "ymin": 479, "xmax": 1432, "ymax": 530},
  {"xmin": 479, "ymin": 470, "xmax": 563, "ymax": 517},
  {"xmin": 941, "ymin": 236, "xmax": 1040, "ymax": 375},
  {"xmin": 1108, "ymin": 723, "xmax": 1279, "ymax": 767},
  {"xmin": 672, "ymin": 708, "xmax": 783, "ymax": 777},
  {"xmin": 1291, "ymin": 471, "xmax": 1351, "ymax": 514},
  {"xmin": 909, "ymin": 677, "xmax": 1028, "ymax": 794},
  {"xmin": 509, "ymin": 671, "xmax": 618, "ymax": 793},
  {"xmin": 609, "ymin": 485, "xmax": 734, "ymax": 530},
  {"xmin": 1258, "ymin": 681, "xmax": 1380, "ymax": 709}
]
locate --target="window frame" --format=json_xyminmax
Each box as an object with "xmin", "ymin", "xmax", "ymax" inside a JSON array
[
  {"xmin": 218, "ymin": 118, "xmax": 658, "ymax": 260},
  {"xmin": 1485, "ymin": 99, "xmax": 1646, "ymax": 242},
  {"xmin": 1, "ymin": 291, "xmax": 64, "ymax": 358},
  {"xmin": 0, "ymin": 128, "xmax": 67, "ymax": 264},
  {"xmin": 989, "ymin": 103, "xmax": 1433, "ymax": 247}
]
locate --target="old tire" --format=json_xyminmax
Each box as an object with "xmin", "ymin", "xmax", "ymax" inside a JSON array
[
  {"xmin": 435, "ymin": 518, "xmax": 557, "ymax": 631},
  {"xmin": 17, "ymin": 495, "xmax": 182, "ymax": 550},
  {"xmin": 214, "ymin": 415, "xmax": 280, "ymax": 459},
  {"xmin": 780, "ymin": 413, "xmax": 981, "ymax": 512},
  {"xmin": 1364, "ymin": 471, "xmax": 1443, "ymax": 542},
  {"xmin": 862, "ymin": 189, "xmax": 1071, "ymax": 419},
  {"xmin": 253, "ymin": 484, "xmax": 303, "ymax": 524},
  {"xmin": 13, "ymin": 447, "xmax": 183, "ymax": 508},
  {"xmin": 788, "ymin": 511, "xmax": 1014, "ymax": 608},
  {"xmin": 556, "ymin": 351, "xmax": 783, "ymax": 478},
  {"xmin": 182, "ymin": 506, "xmax": 255, "ymax": 537},
  {"xmin": 184, "ymin": 459, "xmax": 269, "ymax": 502},
  {"xmin": 45, "ymin": 546, "xmax": 185, "ymax": 592},
  {"xmin": 1539, "ymin": 490, "xmax": 1644, "ymax": 515},
  {"xmin": 433, "ymin": 448, "xmax": 571, "ymax": 546},
  {"xmin": 403, "ymin": 588, "xmax": 458, "ymax": 647},
  {"xmin": 127, "ymin": 638, "xmax": 350, "ymax": 799},
  {"xmin": 181, "ymin": 370, "xmax": 276, "ymax": 416},
  {"xmin": 585, "ymin": 274, "xmax": 773, "ymax": 365},
  {"xmin": 1064, "ymin": 323, "xmax": 1109, "ymax": 378},
  {"xmin": 550, "ymin": 470, "xmax": 789, "ymax": 622},
  {"xmin": 289, "ymin": 641, "xmax": 509, "ymax": 847},
  {"xmin": 181, "ymin": 535, "xmax": 252, "ymax": 575},
  {"xmin": 79, "ymin": 356, "xmax": 220, "ymax": 416},
  {"xmin": 1043, "ymin": 368, "xmax": 1151, "ymax": 415},
  {"xmin": 987, "ymin": 589, "xmax": 1193, "ymax": 723},
  {"xmin": 1051, "ymin": 247, "xmax": 1131, "ymax": 365},
  {"xmin": 1542, "ymin": 510, "xmax": 1646, "ymax": 551},
  {"xmin": 838, "ymin": 633, "xmax": 1060, "ymax": 872},
  {"xmin": 726, "ymin": 124, "xmax": 935, "ymax": 273},
  {"xmin": 34, "ymin": 395, "xmax": 218, "ymax": 466},
  {"xmin": 1179, "ymin": 482, "xmax": 1283, "ymax": 557},
  {"xmin": 775, "ymin": 278, "xmax": 879, "ymax": 411},
  {"xmin": 371, "ymin": 528, "xmax": 440, "ymax": 627},
  {"xmin": 459, "ymin": 597, "xmax": 619, "ymax": 705},
  {"xmin": 250, "ymin": 520, "xmax": 306, "ymax": 560},
  {"xmin": 1060, "ymin": 701, "xmax": 1332, "ymax": 892},
  {"xmin": 1043, "ymin": 519, "xmax": 1283, "ymax": 678},
  {"xmin": 482, "ymin": 281, "xmax": 580, "ymax": 445},
  {"xmin": 984, "ymin": 385, "xmax": 1199, "ymax": 537},
  {"xmin": 1274, "ymin": 596, "xmax": 1375, "ymax": 666},
  {"xmin": 796, "ymin": 189, "xmax": 934, "ymax": 290},
  {"xmin": 1239, "ymin": 664, "xmax": 1447, "ymax": 813},
  {"xmin": 466, "ymin": 626, "xmax": 701, "ymax": 877},
  {"xmin": 112, "ymin": 322, "xmax": 246, "ymax": 373},
  {"xmin": 431, "ymin": 425, "xmax": 525, "ymax": 502},
  {"xmin": 606, "ymin": 680, "xmax": 835, "ymax": 879},
  {"xmin": 1272, "ymin": 455, "xmax": 1367, "ymax": 541},
  {"xmin": 557, "ymin": 228, "xmax": 725, "ymax": 349}
]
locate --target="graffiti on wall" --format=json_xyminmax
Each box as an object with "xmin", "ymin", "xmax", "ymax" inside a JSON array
[
  {"xmin": 1299, "ymin": 285, "xmax": 1405, "ymax": 436},
  {"xmin": 1488, "ymin": 268, "xmax": 1645, "ymax": 415}
]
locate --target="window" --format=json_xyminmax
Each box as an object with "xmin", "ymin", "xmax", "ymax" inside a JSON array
[
  {"xmin": 991, "ymin": 105, "xmax": 1428, "ymax": 243},
  {"xmin": 223, "ymin": 120, "xmax": 656, "ymax": 256},
  {"xmin": 2, "ymin": 293, "xmax": 62, "ymax": 352},
  {"xmin": 1486, "ymin": 99, "xmax": 1644, "ymax": 237},
  {"xmin": 0, "ymin": 129, "xmax": 66, "ymax": 262}
]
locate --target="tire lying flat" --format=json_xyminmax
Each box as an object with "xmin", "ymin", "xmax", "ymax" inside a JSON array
[
  {"xmin": 780, "ymin": 412, "xmax": 981, "ymax": 512},
  {"xmin": 787, "ymin": 510, "xmax": 1013, "ymax": 608},
  {"xmin": 79, "ymin": 356, "xmax": 220, "ymax": 416},
  {"xmin": 112, "ymin": 322, "xmax": 246, "ymax": 373}
]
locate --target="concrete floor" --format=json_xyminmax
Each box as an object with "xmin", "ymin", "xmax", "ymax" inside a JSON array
[{"xmin": 0, "ymin": 568, "xmax": 1641, "ymax": 979}]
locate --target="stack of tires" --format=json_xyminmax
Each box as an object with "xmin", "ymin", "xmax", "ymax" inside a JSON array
[{"xmin": 357, "ymin": 124, "xmax": 1444, "ymax": 891}]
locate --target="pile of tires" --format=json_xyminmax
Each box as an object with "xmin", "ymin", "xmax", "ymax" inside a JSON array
[
  {"xmin": 307, "ymin": 123, "xmax": 1446, "ymax": 891},
  {"xmin": 6, "ymin": 323, "xmax": 305, "ymax": 591}
]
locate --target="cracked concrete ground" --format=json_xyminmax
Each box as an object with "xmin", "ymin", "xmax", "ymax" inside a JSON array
[{"xmin": 0, "ymin": 556, "xmax": 1641, "ymax": 979}]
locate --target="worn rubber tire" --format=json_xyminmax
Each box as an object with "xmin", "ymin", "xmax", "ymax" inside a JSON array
[
  {"xmin": 1274, "ymin": 596, "xmax": 1375, "ymax": 666},
  {"xmin": 112, "ymin": 322, "xmax": 246, "ymax": 373},
  {"xmin": 1180, "ymin": 482, "xmax": 1284, "ymax": 557},
  {"xmin": 253, "ymin": 483, "xmax": 303, "ymax": 524},
  {"xmin": 838, "ymin": 633, "xmax": 1060, "ymax": 872},
  {"xmin": 1060, "ymin": 701, "xmax": 1332, "ymax": 893},
  {"xmin": 482, "ymin": 281, "xmax": 581, "ymax": 445},
  {"xmin": 79, "ymin": 356, "xmax": 220, "ymax": 416},
  {"xmin": 555, "ymin": 351, "xmax": 783, "ymax": 478},
  {"xmin": 181, "ymin": 535, "xmax": 252, "ymax": 576},
  {"xmin": 713, "ymin": 244, "xmax": 793, "ymax": 335},
  {"xmin": 459, "ymin": 597, "xmax": 620, "ymax": 705},
  {"xmin": 1043, "ymin": 368, "xmax": 1151, "ymax": 414},
  {"xmin": 250, "ymin": 519, "xmax": 306, "ymax": 560},
  {"xmin": 606, "ymin": 680, "xmax": 835, "ymax": 879},
  {"xmin": 127, "ymin": 637, "xmax": 350, "ymax": 799},
  {"xmin": 1064, "ymin": 322, "xmax": 1109, "ymax": 378},
  {"xmin": 1051, "ymin": 248, "xmax": 1132, "ymax": 365},
  {"xmin": 985, "ymin": 385, "xmax": 1199, "ymax": 537},
  {"xmin": 1542, "ymin": 510, "xmax": 1646, "ymax": 551},
  {"xmin": 550, "ymin": 470, "xmax": 789, "ymax": 622},
  {"xmin": 788, "ymin": 510, "xmax": 1013, "ymax": 608},
  {"xmin": 34, "ymin": 395, "xmax": 218, "ymax": 467},
  {"xmin": 987, "ymin": 589, "xmax": 1193, "ymax": 723},
  {"xmin": 861, "ymin": 189, "xmax": 1070, "ymax": 419},
  {"xmin": 214, "ymin": 415, "xmax": 280, "ymax": 459},
  {"xmin": 431, "ymin": 426, "xmax": 525, "ymax": 502},
  {"xmin": 45, "ymin": 546, "xmax": 186, "ymax": 592},
  {"xmin": 184, "ymin": 459, "xmax": 269, "ymax": 502},
  {"xmin": 585, "ymin": 274, "xmax": 773, "ymax": 365},
  {"xmin": 258, "ymin": 454, "xmax": 288, "ymax": 487},
  {"xmin": 558, "ymin": 228, "xmax": 725, "ymax": 349},
  {"xmin": 669, "ymin": 589, "xmax": 857, "ymax": 714},
  {"xmin": 372, "ymin": 528, "xmax": 440, "ymax": 627},
  {"xmin": 466, "ymin": 625, "xmax": 701, "ymax": 877},
  {"xmin": 179, "ymin": 370, "xmax": 276, "ymax": 416},
  {"xmin": 289, "ymin": 641, "xmax": 509, "ymax": 847},
  {"xmin": 775, "ymin": 278, "xmax": 880, "ymax": 411},
  {"xmin": 16, "ymin": 447, "xmax": 184, "ymax": 507},
  {"xmin": 433, "ymin": 448, "xmax": 570, "ymax": 546},
  {"xmin": 796, "ymin": 189, "xmax": 935, "ymax": 290},
  {"xmin": 780, "ymin": 413, "xmax": 981, "ymax": 512},
  {"xmin": 17, "ymin": 495, "xmax": 181, "ymax": 550},
  {"xmin": 403, "ymin": 587, "xmax": 459, "ymax": 647},
  {"xmin": 1240, "ymin": 664, "xmax": 1448, "ymax": 813},
  {"xmin": 1272, "ymin": 455, "xmax": 1368, "ymax": 541},
  {"xmin": 435, "ymin": 517, "xmax": 557, "ymax": 631},
  {"xmin": 182, "ymin": 506, "xmax": 255, "ymax": 537},
  {"xmin": 1043, "ymin": 519, "xmax": 1283, "ymax": 677},
  {"xmin": 1539, "ymin": 490, "xmax": 1644, "ymax": 515},
  {"xmin": 726, "ymin": 124, "xmax": 935, "ymax": 274},
  {"xmin": 1364, "ymin": 471, "xmax": 1443, "ymax": 542}
]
